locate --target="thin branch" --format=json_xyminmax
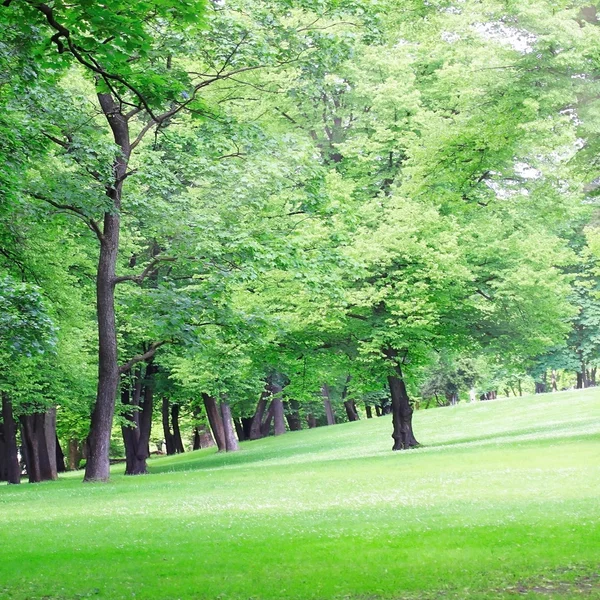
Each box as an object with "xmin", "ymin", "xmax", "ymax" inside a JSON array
[{"xmin": 114, "ymin": 256, "xmax": 177, "ymax": 285}]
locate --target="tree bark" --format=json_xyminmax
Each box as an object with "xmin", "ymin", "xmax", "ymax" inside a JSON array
[
  {"xmin": 1, "ymin": 394, "xmax": 20, "ymax": 484},
  {"xmin": 233, "ymin": 417, "xmax": 246, "ymax": 442},
  {"xmin": 260, "ymin": 401, "xmax": 275, "ymax": 437},
  {"xmin": 56, "ymin": 435, "xmax": 66, "ymax": 473},
  {"xmin": 68, "ymin": 439, "xmax": 83, "ymax": 470},
  {"xmin": 84, "ymin": 93, "xmax": 132, "ymax": 483},
  {"xmin": 203, "ymin": 393, "xmax": 226, "ymax": 451},
  {"xmin": 321, "ymin": 384, "xmax": 336, "ymax": 425},
  {"xmin": 344, "ymin": 400, "xmax": 359, "ymax": 421},
  {"xmin": 20, "ymin": 413, "xmax": 56, "ymax": 482},
  {"xmin": 220, "ymin": 401, "xmax": 239, "ymax": 452},
  {"xmin": 365, "ymin": 405, "xmax": 373, "ymax": 419},
  {"xmin": 375, "ymin": 405, "xmax": 382, "ymax": 417},
  {"xmin": 551, "ymin": 369, "xmax": 558, "ymax": 392},
  {"xmin": 387, "ymin": 361, "xmax": 419, "ymax": 451},
  {"xmin": 306, "ymin": 413, "xmax": 317, "ymax": 428},
  {"xmin": 268, "ymin": 381, "xmax": 286, "ymax": 436}
]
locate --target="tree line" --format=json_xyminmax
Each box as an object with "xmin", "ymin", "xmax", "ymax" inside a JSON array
[{"xmin": 1, "ymin": 0, "xmax": 600, "ymax": 483}]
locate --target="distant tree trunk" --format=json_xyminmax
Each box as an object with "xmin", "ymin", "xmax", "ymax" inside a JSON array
[
  {"xmin": 517, "ymin": 380, "xmax": 523, "ymax": 397},
  {"xmin": 551, "ymin": 369, "xmax": 558, "ymax": 392},
  {"xmin": 171, "ymin": 404, "xmax": 185, "ymax": 454},
  {"xmin": 592, "ymin": 367, "xmax": 597, "ymax": 386},
  {"xmin": 365, "ymin": 405, "xmax": 373, "ymax": 419},
  {"xmin": 233, "ymin": 417, "xmax": 246, "ymax": 442},
  {"xmin": 68, "ymin": 439, "xmax": 83, "ymax": 470},
  {"xmin": 241, "ymin": 417, "xmax": 253, "ymax": 439},
  {"xmin": 162, "ymin": 397, "xmax": 176, "ymax": 456},
  {"xmin": 193, "ymin": 425, "xmax": 215, "ymax": 450},
  {"xmin": 576, "ymin": 371, "xmax": 583, "ymax": 389},
  {"xmin": 284, "ymin": 400, "xmax": 302, "ymax": 431},
  {"xmin": 375, "ymin": 405, "xmax": 382, "ymax": 417},
  {"xmin": 306, "ymin": 413, "xmax": 317, "ymax": 428},
  {"xmin": 56, "ymin": 435, "xmax": 66, "ymax": 473},
  {"xmin": 535, "ymin": 382, "xmax": 546, "ymax": 394},
  {"xmin": 1, "ymin": 394, "xmax": 20, "ymax": 484},
  {"xmin": 220, "ymin": 401, "xmax": 239, "ymax": 452},
  {"xmin": 203, "ymin": 394, "xmax": 226, "ymax": 452},
  {"xmin": 386, "ymin": 351, "xmax": 419, "ymax": 451},
  {"xmin": 321, "ymin": 384, "xmax": 336, "ymax": 425},
  {"xmin": 260, "ymin": 401, "xmax": 275, "ymax": 437},
  {"xmin": 249, "ymin": 393, "xmax": 268, "ymax": 440}
]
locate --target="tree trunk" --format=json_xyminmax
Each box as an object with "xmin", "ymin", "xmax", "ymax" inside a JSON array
[
  {"xmin": 551, "ymin": 369, "xmax": 558, "ymax": 392},
  {"xmin": 344, "ymin": 400, "xmax": 359, "ymax": 421},
  {"xmin": 56, "ymin": 435, "xmax": 66, "ymax": 473},
  {"xmin": 306, "ymin": 413, "xmax": 317, "ymax": 428},
  {"xmin": 233, "ymin": 417, "xmax": 246, "ymax": 442},
  {"xmin": 576, "ymin": 371, "xmax": 583, "ymax": 389},
  {"xmin": 193, "ymin": 425, "xmax": 215, "ymax": 449},
  {"xmin": 84, "ymin": 93, "xmax": 131, "ymax": 483},
  {"xmin": 162, "ymin": 397, "xmax": 176, "ymax": 456},
  {"xmin": 220, "ymin": 401, "xmax": 239, "ymax": 452},
  {"xmin": 260, "ymin": 401, "xmax": 275, "ymax": 437},
  {"xmin": 171, "ymin": 404, "xmax": 185, "ymax": 454},
  {"xmin": 387, "ymin": 361, "xmax": 419, "ymax": 451},
  {"xmin": 1, "ymin": 394, "xmax": 20, "ymax": 484},
  {"xmin": 43, "ymin": 406, "xmax": 58, "ymax": 479},
  {"xmin": 321, "ymin": 384, "xmax": 336, "ymax": 425},
  {"xmin": 592, "ymin": 367, "xmax": 597, "ymax": 386},
  {"xmin": 375, "ymin": 405, "xmax": 382, "ymax": 417},
  {"xmin": 203, "ymin": 394, "xmax": 226, "ymax": 452},
  {"xmin": 249, "ymin": 393, "xmax": 268, "ymax": 440},
  {"xmin": 284, "ymin": 400, "xmax": 302, "ymax": 431},
  {"xmin": 68, "ymin": 439, "xmax": 83, "ymax": 470},
  {"xmin": 20, "ymin": 413, "xmax": 56, "ymax": 482},
  {"xmin": 365, "ymin": 405, "xmax": 373, "ymax": 419}
]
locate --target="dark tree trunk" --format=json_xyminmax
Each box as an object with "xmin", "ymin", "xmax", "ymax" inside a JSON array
[
  {"xmin": 284, "ymin": 400, "xmax": 302, "ymax": 431},
  {"xmin": 365, "ymin": 405, "xmax": 373, "ymax": 419},
  {"xmin": 576, "ymin": 371, "xmax": 583, "ymax": 389},
  {"xmin": 171, "ymin": 404, "xmax": 185, "ymax": 454},
  {"xmin": 162, "ymin": 397, "xmax": 176, "ymax": 456},
  {"xmin": 1, "ymin": 394, "xmax": 20, "ymax": 484},
  {"xmin": 203, "ymin": 394, "xmax": 226, "ymax": 452},
  {"xmin": 375, "ymin": 405, "xmax": 382, "ymax": 417},
  {"xmin": 220, "ymin": 401, "xmax": 239, "ymax": 452},
  {"xmin": 268, "ymin": 380, "xmax": 286, "ymax": 436},
  {"xmin": 193, "ymin": 425, "xmax": 215, "ymax": 449},
  {"xmin": 306, "ymin": 413, "xmax": 317, "ymax": 428},
  {"xmin": 535, "ymin": 382, "xmax": 546, "ymax": 394},
  {"xmin": 241, "ymin": 417, "xmax": 253, "ymax": 439},
  {"xmin": 249, "ymin": 393, "xmax": 268, "ymax": 440},
  {"xmin": 21, "ymin": 413, "xmax": 56, "ymax": 483},
  {"xmin": 592, "ymin": 367, "xmax": 597, "ymax": 386},
  {"xmin": 233, "ymin": 417, "xmax": 246, "ymax": 442},
  {"xmin": 55, "ymin": 435, "xmax": 66, "ymax": 473},
  {"xmin": 344, "ymin": 400, "xmax": 359, "ymax": 422},
  {"xmin": 517, "ymin": 380, "xmax": 523, "ymax": 396},
  {"xmin": 387, "ymin": 358, "xmax": 419, "ymax": 451},
  {"xmin": 321, "ymin": 384, "xmax": 336, "ymax": 425},
  {"xmin": 551, "ymin": 369, "xmax": 558, "ymax": 392},
  {"xmin": 85, "ymin": 93, "xmax": 132, "ymax": 483}
]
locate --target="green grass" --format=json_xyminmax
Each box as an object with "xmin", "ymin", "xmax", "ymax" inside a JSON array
[{"xmin": 1, "ymin": 389, "xmax": 599, "ymax": 600}]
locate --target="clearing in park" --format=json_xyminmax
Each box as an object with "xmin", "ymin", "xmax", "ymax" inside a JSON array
[{"xmin": 0, "ymin": 389, "xmax": 598, "ymax": 600}]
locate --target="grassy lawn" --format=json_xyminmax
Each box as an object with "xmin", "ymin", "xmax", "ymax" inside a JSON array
[{"xmin": 1, "ymin": 389, "xmax": 599, "ymax": 600}]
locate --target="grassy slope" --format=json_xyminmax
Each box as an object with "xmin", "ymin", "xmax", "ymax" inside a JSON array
[{"xmin": 0, "ymin": 389, "xmax": 599, "ymax": 600}]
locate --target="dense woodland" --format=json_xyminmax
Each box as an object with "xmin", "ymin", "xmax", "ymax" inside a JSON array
[{"xmin": 1, "ymin": 0, "xmax": 600, "ymax": 483}]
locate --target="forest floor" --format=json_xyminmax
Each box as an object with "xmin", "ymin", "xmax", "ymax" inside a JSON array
[{"xmin": 0, "ymin": 389, "xmax": 599, "ymax": 600}]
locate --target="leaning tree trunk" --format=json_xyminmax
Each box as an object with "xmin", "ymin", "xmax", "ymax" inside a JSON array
[
  {"xmin": 321, "ymin": 384, "xmax": 336, "ymax": 425},
  {"xmin": 344, "ymin": 400, "xmax": 359, "ymax": 422},
  {"xmin": 203, "ymin": 394, "xmax": 226, "ymax": 452},
  {"xmin": 220, "ymin": 401, "xmax": 239, "ymax": 452},
  {"xmin": 249, "ymin": 393, "xmax": 269, "ymax": 440},
  {"xmin": 387, "ymin": 364, "xmax": 419, "ymax": 451},
  {"xmin": 85, "ymin": 93, "xmax": 131, "ymax": 483},
  {"xmin": 1, "ymin": 393, "xmax": 20, "ymax": 484},
  {"xmin": 260, "ymin": 401, "xmax": 275, "ymax": 437}
]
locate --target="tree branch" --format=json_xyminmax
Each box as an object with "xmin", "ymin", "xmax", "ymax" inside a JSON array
[
  {"xmin": 114, "ymin": 256, "xmax": 177, "ymax": 285},
  {"xmin": 119, "ymin": 341, "xmax": 166, "ymax": 374}
]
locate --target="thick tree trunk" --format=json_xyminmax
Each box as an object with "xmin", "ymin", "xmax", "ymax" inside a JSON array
[
  {"xmin": 375, "ymin": 405, "xmax": 382, "ymax": 417},
  {"xmin": 365, "ymin": 405, "xmax": 373, "ymax": 419},
  {"xmin": 284, "ymin": 400, "xmax": 302, "ymax": 431},
  {"xmin": 162, "ymin": 397, "xmax": 176, "ymax": 456},
  {"xmin": 387, "ymin": 364, "xmax": 419, "ymax": 451},
  {"xmin": 249, "ymin": 393, "xmax": 268, "ymax": 440},
  {"xmin": 1, "ymin": 394, "xmax": 20, "ymax": 484},
  {"xmin": 241, "ymin": 417, "xmax": 253, "ymax": 439},
  {"xmin": 220, "ymin": 401, "xmax": 239, "ymax": 452},
  {"xmin": 576, "ymin": 371, "xmax": 583, "ymax": 389},
  {"xmin": 306, "ymin": 413, "xmax": 317, "ymax": 428},
  {"xmin": 21, "ymin": 413, "xmax": 56, "ymax": 482},
  {"xmin": 321, "ymin": 384, "xmax": 336, "ymax": 425},
  {"xmin": 193, "ymin": 425, "xmax": 215, "ymax": 449},
  {"xmin": 171, "ymin": 404, "xmax": 185, "ymax": 454},
  {"xmin": 203, "ymin": 394, "xmax": 226, "ymax": 451},
  {"xmin": 68, "ymin": 439, "xmax": 83, "ymax": 470},
  {"xmin": 84, "ymin": 93, "xmax": 131, "ymax": 483}
]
